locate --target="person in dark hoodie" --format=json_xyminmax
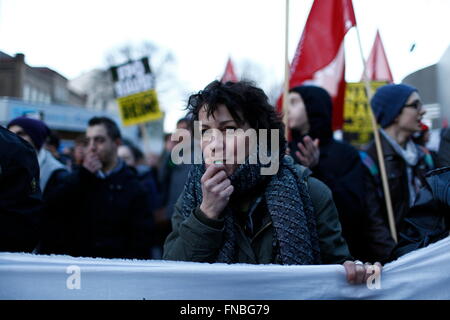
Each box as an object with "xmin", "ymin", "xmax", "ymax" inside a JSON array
[
  {"xmin": 0, "ymin": 125, "xmax": 42, "ymax": 252},
  {"xmin": 7, "ymin": 117, "xmax": 69, "ymax": 199},
  {"xmin": 287, "ymin": 85, "xmax": 368, "ymax": 261}
]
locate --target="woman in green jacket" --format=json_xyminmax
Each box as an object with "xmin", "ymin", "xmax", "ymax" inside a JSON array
[{"xmin": 163, "ymin": 80, "xmax": 380, "ymax": 284}]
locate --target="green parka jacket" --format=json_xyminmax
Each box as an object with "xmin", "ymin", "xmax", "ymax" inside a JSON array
[{"xmin": 163, "ymin": 166, "xmax": 351, "ymax": 265}]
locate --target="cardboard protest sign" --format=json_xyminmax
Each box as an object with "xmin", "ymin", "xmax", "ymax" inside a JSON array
[
  {"xmin": 116, "ymin": 89, "xmax": 162, "ymax": 126},
  {"xmin": 343, "ymin": 81, "xmax": 387, "ymax": 148},
  {"xmin": 110, "ymin": 57, "xmax": 162, "ymax": 126}
]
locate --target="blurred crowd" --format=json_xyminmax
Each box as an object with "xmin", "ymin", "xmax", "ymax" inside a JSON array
[{"xmin": 0, "ymin": 81, "xmax": 449, "ymax": 270}]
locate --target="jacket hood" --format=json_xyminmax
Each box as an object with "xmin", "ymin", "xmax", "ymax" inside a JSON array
[{"xmin": 290, "ymin": 85, "xmax": 333, "ymax": 143}]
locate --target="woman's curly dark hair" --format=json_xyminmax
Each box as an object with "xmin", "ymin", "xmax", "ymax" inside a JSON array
[{"xmin": 186, "ymin": 80, "xmax": 286, "ymax": 159}]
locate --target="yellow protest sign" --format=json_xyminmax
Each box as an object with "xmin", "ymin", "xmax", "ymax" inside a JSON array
[
  {"xmin": 117, "ymin": 89, "xmax": 163, "ymax": 126},
  {"xmin": 343, "ymin": 81, "xmax": 387, "ymax": 148}
]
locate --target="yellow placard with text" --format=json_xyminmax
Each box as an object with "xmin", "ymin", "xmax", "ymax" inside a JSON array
[
  {"xmin": 343, "ymin": 81, "xmax": 388, "ymax": 148},
  {"xmin": 116, "ymin": 89, "xmax": 162, "ymax": 126}
]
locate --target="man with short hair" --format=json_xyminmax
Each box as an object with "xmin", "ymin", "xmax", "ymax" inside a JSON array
[{"xmin": 40, "ymin": 117, "xmax": 154, "ymax": 259}]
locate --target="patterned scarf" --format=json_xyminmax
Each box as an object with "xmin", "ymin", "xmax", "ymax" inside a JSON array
[
  {"xmin": 179, "ymin": 154, "xmax": 321, "ymax": 265},
  {"xmin": 380, "ymin": 129, "xmax": 421, "ymax": 206}
]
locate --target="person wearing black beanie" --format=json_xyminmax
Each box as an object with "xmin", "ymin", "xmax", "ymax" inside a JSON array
[
  {"xmin": 7, "ymin": 116, "xmax": 50, "ymax": 151},
  {"xmin": 7, "ymin": 117, "xmax": 68, "ymax": 197},
  {"xmin": 287, "ymin": 85, "xmax": 368, "ymax": 262},
  {"xmin": 362, "ymin": 84, "xmax": 435, "ymax": 263},
  {"xmin": 7, "ymin": 116, "xmax": 70, "ymax": 254}
]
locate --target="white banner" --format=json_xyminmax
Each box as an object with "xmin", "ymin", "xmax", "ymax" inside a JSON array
[{"xmin": 1, "ymin": 236, "xmax": 450, "ymax": 300}]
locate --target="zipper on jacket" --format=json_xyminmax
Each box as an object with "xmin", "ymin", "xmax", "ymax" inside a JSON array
[{"xmin": 251, "ymin": 221, "xmax": 272, "ymax": 243}]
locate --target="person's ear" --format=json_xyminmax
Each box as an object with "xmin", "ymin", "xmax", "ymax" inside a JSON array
[
  {"xmin": 394, "ymin": 116, "xmax": 400, "ymax": 124},
  {"xmin": 393, "ymin": 111, "xmax": 402, "ymax": 124},
  {"xmin": 115, "ymin": 138, "xmax": 122, "ymax": 147}
]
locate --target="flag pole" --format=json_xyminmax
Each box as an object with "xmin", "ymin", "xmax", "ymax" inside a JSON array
[
  {"xmin": 282, "ymin": 0, "xmax": 290, "ymax": 138},
  {"xmin": 355, "ymin": 26, "xmax": 397, "ymax": 243}
]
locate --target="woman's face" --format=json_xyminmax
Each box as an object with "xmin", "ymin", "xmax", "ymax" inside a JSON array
[
  {"xmin": 198, "ymin": 104, "xmax": 251, "ymax": 176},
  {"xmin": 395, "ymin": 91, "xmax": 426, "ymax": 135},
  {"xmin": 288, "ymin": 92, "xmax": 309, "ymax": 134}
]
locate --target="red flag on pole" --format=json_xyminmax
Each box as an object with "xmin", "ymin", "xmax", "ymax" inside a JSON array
[
  {"xmin": 278, "ymin": 0, "xmax": 356, "ymax": 131},
  {"xmin": 362, "ymin": 30, "xmax": 394, "ymax": 82},
  {"xmin": 220, "ymin": 57, "xmax": 238, "ymax": 83}
]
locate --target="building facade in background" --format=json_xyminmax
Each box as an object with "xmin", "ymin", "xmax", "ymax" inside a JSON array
[
  {"xmin": 402, "ymin": 45, "xmax": 450, "ymax": 129},
  {"xmin": 437, "ymin": 46, "xmax": 450, "ymax": 127},
  {"xmin": 0, "ymin": 52, "xmax": 86, "ymax": 106},
  {"xmin": 0, "ymin": 51, "xmax": 135, "ymax": 148},
  {"xmin": 0, "ymin": 51, "xmax": 163, "ymax": 154}
]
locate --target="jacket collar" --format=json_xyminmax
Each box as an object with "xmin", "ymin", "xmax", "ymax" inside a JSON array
[
  {"xmin": 96, "ymin": 159, "xmax": 125, "ymax": 179},
  {"xmin": 379, "ymin": 131, "xmax": 399, "ymax": 158}
]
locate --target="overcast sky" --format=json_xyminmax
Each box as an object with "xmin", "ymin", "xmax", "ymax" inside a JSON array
[{"xmin": 1, "ymin": 0, "xmax": 450, "ymax": 132}]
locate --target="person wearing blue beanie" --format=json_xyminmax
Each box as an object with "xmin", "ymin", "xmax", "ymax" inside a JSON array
[
  {"xmin": 371, "ymin": 84, "xmax": 418, "ymax": 128},
  {"xmin": 361, "ymin": 84, "xmax": 435, "ymax": 263}
]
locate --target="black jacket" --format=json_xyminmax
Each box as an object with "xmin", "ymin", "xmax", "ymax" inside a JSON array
[
  {"xmin": 289, "ymin": 86, "xmax": 367, "ymax": 260},
  {"xmin": 0, "ymin": 126, "xmax": 42, "ymax": 252},
  {"xmin": 391, "ymin": 167, "xmax": 450, "ymax": 260},
  {"xmin": 438, "ymin": 128, "xmax": 450, "ymax": 167},
  {"xmin": 136, "ymin": 166, "xmax": 162, "ymax": 213},
  {"xmin": 39, "ymin": 162, "xmax": 154, "ymax": 259},
  {"xmin": 362, "ymin": 133, "xmax": 434, "ymax": 263}
]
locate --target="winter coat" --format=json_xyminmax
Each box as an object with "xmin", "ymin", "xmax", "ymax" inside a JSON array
[
  {"xmin": 156, "ymin": 150, "xmax": 191, "ymax": 248},
  {"xmin": 361, "ymin": 133, "xmax": 434, "ymax": 263},
  {"xmin": 0, "ymin": 126, "xmax": 42, "ymax": 252},
  {"xmin": 438, "ymin": 128, "xmax": 450, "ymax": 167},
  {"xmin": 158, "ymin": 150, "xmax": 191, "ymax": 219},
  {"xmin": 39, "ymin": 161, "xmax": 154, "ymax": 259},
  {"xmin": 163, "ymin": 165, "xmax": 351, "ymax": 265},
  {"xmin": 136, "ymin": 165, "xmax": 162, "ymax": 213},
  {"xmin": 391, "ymin": 167, "xmax": 450, "ymax": 260}
]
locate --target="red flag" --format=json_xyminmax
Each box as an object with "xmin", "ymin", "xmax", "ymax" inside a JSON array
[
  {"xmin": 220, "ymin": 57, "xmax": 238, "ymax": 83},
  {"xmin": 278, "ymin": 0, "xmax": 356, "ymax": 131},
  {"xmin": 362, "ymin": 30, "xmax": 394, "ymax": 82}
]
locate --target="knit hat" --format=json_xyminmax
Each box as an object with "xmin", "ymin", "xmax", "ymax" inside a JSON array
[
  {"xmin": 7, "ymin": 116, "xmax": 50, "ymax": 150},
  {"xmin": 370, "ymin": 84, "xmax": 418, "ymax": 128}
]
